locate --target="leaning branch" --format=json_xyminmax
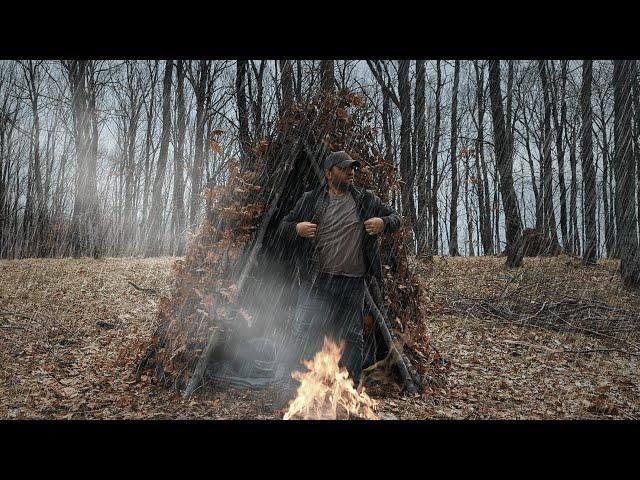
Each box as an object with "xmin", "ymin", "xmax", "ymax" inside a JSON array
[{"xmin": 364, "ymin": 284, "xmax": 418, "ymax": 395}]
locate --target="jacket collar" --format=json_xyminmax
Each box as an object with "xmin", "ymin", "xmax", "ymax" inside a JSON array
[{"xmin": 349, "ymin": 184, "xmax": 364, "ymax": 202}]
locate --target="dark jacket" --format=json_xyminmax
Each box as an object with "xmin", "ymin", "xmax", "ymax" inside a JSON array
[{"xmin": 277, "ymin": 181, "xmax": 402, "ymax": 281}]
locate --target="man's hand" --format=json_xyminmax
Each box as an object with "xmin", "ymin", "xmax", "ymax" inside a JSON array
[
  {"xmin": 296, "ymin": 222, "xmax": 317, "ymax": 238},
  {"xmin": 364, "ymin": 217, "xmax": 384, "ymax": 236}
]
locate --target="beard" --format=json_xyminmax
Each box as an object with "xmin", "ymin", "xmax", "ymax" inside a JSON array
[{"xmin": 329, "ymin": 177, "xmax": 351, "ymax": 192}]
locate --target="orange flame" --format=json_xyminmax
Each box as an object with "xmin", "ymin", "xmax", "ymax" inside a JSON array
[{"xmin": 283, "ymin": 337, "xmax": 378, "ymax": 420}]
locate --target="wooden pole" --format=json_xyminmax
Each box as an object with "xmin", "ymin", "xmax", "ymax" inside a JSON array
[{"xmin": 364, "ymin": 283, "xmax": 419, "ymax": 395}]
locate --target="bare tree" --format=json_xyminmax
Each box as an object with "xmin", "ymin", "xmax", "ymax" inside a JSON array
[
  {"xmin": 280, "ymin": 60, "xmax": 294, "ymax": 113},
  {"xmin": 172, "ymin": 60, "xmax": 187, "ymax": 255},
  {"xmin": 250, "ymin": 60, "xmax": 266, "ymax": 139},
  {"xmin": 613, "ymin": 60, "xmax": 640, "ymax": 288},
  {"xmin": 519, "ymin": 83, "xmax": 543, "ymax": 232},
  {"xmin": 550, "ymin": 60, "xmax": 569, "ymax": 248},
  {"xmin": 567, "ymin": 116, "xmax": 581, "ymax": 255},
  {"xmin": 63, "ymin": 60, "xmax": 101, "ymax": 258},
  {"xmin": 398, "ymin": 60, "xmax": 417, "ymax": 234},
  {"xmin": 113, "ymin": 60, "xmax": 145, "ymax": 254},
  {"xmin": 187, "ymin": 60, "xmax": 211, "ymax": 228},
  {"xmin": 236, "ymin": 60, "xmax": 250, "ymax": 160},
  {"xmin": 295, "ymin": 60, "xmax": 303, "ymax": 102},
  {"xmin": 18, "ymin": 60, "xmax": 46, "ymax": 256},
  {"xmin": 538, "ymin": 60, "xmax": 560, "ymax": 249},
  {"xmin": 592, "ymin": 64, "xmax": 616, "ymax": 258},
  {"xmin": 0, "ymin": 63, "xmax": 18, "ymax": 256},
  {"xmin": 415, "ymin": 59, "xmax": 429, "ymax": 255},
  {"xmin": 488, "ymin": 60, "xmax": 523, "ymax": 267},
  {"xmin": 581, "ymin": 60, "xmax": 597, "ymax": 262},
  {"xmin": 146, "ymin": 60, "xmax": 173, "ymax": 256},
  {"xmin": 140, "ymin": 61, "xmax": 159, "ymax": 230},
  {"xmin": 367, "ymin": 60, "xmax": 416, "ymax": 236},
  {"xmin": 320, "ymin": 60, "xmax": 335, "ymax": 94},
  {"xmin": 430, "ymin": 60, "xmax": 442, "ymax": 254},
  {"xmin": 473, "ymin": 60, "xmax": 493, "ymax": 254},
  {"xmin": 633, "ymin": 61, "xmax": 640, "ymax": 244},
  {"xmin": 0, "ymin": 58, "xmax": 636, "ymax": 266},
  {"xmin": 449, "ymin": 60, "xmax": 460, "ymax": 256}
]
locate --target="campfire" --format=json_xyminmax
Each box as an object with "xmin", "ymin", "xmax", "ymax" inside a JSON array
[{"xmin": 283, "ymin": 337, "xmax": 379, "ymax": 420}]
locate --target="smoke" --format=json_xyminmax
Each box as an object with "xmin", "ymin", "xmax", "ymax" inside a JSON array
[
  {"xmin": 204, "ymin": 250, "xmax": 370, "ymax": 399},
  {"xmin": 204, "ymin": 253, "xmax": 308, "ymax": 390}
]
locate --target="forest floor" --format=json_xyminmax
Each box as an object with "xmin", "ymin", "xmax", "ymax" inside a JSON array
[{"xmin": 1, "ymin": 255, "xmax": 639, "ymax": 420}]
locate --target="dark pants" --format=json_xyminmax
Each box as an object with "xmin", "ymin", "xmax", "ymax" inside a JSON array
[{"xmin": 281, "ymin": 272, "xmax": 365, "ymax": 388}]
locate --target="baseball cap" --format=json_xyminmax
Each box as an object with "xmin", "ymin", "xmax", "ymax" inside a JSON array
[{"xmin": 323, "ymin": 151, "xmax": 361, "ymax": 172}]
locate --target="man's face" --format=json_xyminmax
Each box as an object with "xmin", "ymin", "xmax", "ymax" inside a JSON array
[{"xmin": 326, "ymin": 163, "xmax": 355, "ymax": 190}]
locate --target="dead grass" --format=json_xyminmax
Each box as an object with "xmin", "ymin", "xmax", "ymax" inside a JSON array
[{"xmin": 0, "ymin": 255, "xmax": 638, "ymax": 419}]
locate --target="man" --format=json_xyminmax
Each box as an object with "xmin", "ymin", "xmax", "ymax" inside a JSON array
[{"xmin": 275, "ymin": 150, "xmax": 401, "ymax": 405}]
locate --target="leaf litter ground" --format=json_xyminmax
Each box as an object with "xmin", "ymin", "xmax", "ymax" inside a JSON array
[{"xmin": 1, "ymin": 256, "xmax": 638, "ymax": 419}]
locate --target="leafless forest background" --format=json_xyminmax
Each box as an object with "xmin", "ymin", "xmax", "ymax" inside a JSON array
[{"xmin": 0, "ymin": 60, "xmax": 638, "ymax": 285}]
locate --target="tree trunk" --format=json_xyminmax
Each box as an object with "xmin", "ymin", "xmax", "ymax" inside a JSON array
[
  {"xmin": 613, "ymin": 60, "xmax": 640, "ymax": 288},
  {"xmin": 632, "ymin": 61, "xmax": 640, "ymax": 245},
  {"xmin": 415, "ymin": 60, "xmax": 429, "ymax": 255},
  {"xmin": 464, "ymin": 151, "xmax": 474, "ymax": 256},
  {"xmin": 449, "ymin": 60, "xmax": 460, "ymax": 256},
  {"xmin": 66, "ymin": 60, "xmax": 97, "ymax": 258},
  {"xmin": 581, "ymin": 60, "xmax": 598, "ymax": 262},
  {"xmin": 236, "ymin": 60, "xmax": 251, "ymax": 160},
  {"xmin": 431, "ymin": 61, "xmax": 442, "ymax": 254},
  {"xmin": 551, "ymin": 61, "xmax": 569, "ymax": 249},
  {"xmin": 22, "ymin": 61, "xmax": 44, "ymax": 257},
  {"xmin": 488, "ymin": 60, "xmax": 523, "ymax": 267},
  {"xmin": 172, "ymin": 60, "xmax": 187, "ymax": 255},
  {"xmin": 474, "ymin": 60, "xmax": 493, "ymax": 255},
  {"xmin": 295, "ymin": 60, "xmax": 302, "ymax": 102},
  {"xmin": 381, "ymin": 89, "xmax": 393, "ymax": 163},
  {"xmin": 251, "ymin": 60, "xmax": 266, "ymax": 139},
  {"xmin": 505, "ymin": 61, "xmax": 515, "ymax": 160},
  {"xmin": 569, "ymin": 124, "xmax": 581, "ymax": 255},
  {"xmin": 522, "ymin": 104, "xmax": 543, "ymax": 231},
  {"xmin": 122, "ymin": 62, "xmax": 142, "ymax": 255},
  {"xmin": 320, "ymin": 60, "xmax": 335, "ymax": 94},
  {"xmin": 146, "ymin": 60, "xmax": 173, "ymax": 256},
  {"xmin": 88, "ymin": 70, "xmax": 100, "ymax": 258},
  {"xmin": 601, "ymin": 111, "xmax": 613, "ymax": 257},
  {"xmin": 189, "ymin": 60, "xmax": 210, "ymax": 229},
  {"xmin": 280, "ymin": 60, "xmax": 294, "ymax": 114},
  {"xmin": 538, "ymin": 60, "xmax": 560, "ymax": 250},
  {"xmin": 141, "ymin": 61, "xmax": 158, "ymax": 233},
  {"xmin": 398, "ymin": 60, "xmax": 416, "ymax": 234}
]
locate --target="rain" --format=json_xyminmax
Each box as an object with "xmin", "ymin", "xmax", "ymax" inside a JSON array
[{"xmin": 1, "ymin": 60, "xmax": 639, "ymax": 420}]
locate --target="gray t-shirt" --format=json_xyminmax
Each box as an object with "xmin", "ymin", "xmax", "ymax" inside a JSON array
[{"xmin": 315, "ymin": 191, "xmax": 366, "ymax": 277}]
